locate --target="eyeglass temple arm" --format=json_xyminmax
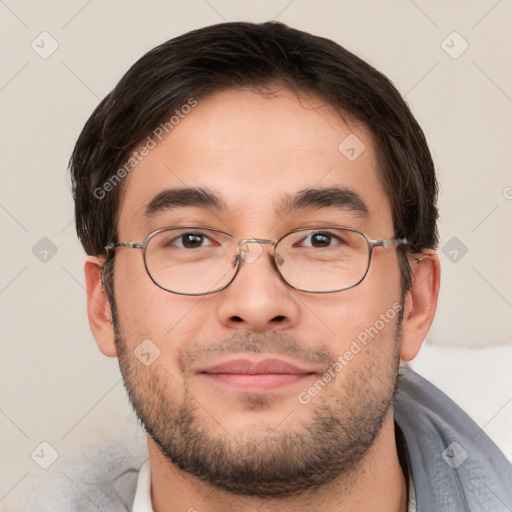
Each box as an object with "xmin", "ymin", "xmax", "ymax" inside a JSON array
[
  {"xmin": 371, "ymin": 238, "xmax": 408, "ymax": 249},
  {"xmin": 105, "ymin": 242, "xmax": 144, "ymax": 251}
]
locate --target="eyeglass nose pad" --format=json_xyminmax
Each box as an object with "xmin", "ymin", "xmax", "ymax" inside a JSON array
[
  {"xmin": 238, "ymin": 241, "xmax": 264, "ymax": 264},
  {"xmin": 275, "ymin": 252, "xmax": 284, "ymax": 266}
]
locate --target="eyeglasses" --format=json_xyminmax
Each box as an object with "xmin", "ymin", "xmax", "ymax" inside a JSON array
[{"xmin": 105, "ymin": 226, "xmax": 408, "ymax": 295}]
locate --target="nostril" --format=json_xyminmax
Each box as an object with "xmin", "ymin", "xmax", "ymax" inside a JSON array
[{"xmin": 230, "ymin": 315, "xmax": 286, "ymax": 324}]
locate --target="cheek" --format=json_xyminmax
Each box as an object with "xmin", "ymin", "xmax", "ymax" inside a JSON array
[
  {"xmin": 113, "ymin": 256, "xmax": 207, "ymax": 344},
  {"xmin": 362, "ymin": 248, "xmax": 403, "ymax": 305},
  {"xmin": 302, "ymin": 277, "xmax": 401, "ymax": 340},
  {"xmin": 299, "ymin": 256, "xmax": 402, "ymax": 360}
]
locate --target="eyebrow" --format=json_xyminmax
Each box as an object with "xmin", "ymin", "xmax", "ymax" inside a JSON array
[
  {"xmin": 278, "ymin": 187, "xmax": 369, "ymax": 217},
  {"xmin": 143, "ymin": 185, "xmax": 368, "ymax": 219},
  {"xmin": 144, "ymin": 187, "xmax": 225, "ymax": 217}
]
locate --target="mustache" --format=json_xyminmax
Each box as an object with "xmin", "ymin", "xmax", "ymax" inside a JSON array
[{"xmin": 179, "ymin": 331, "xmax": 336, "ymax": 372}]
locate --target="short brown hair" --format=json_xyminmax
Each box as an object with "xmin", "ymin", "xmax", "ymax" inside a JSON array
[{"xmin": 69, "ymin": 21, "xmax": 438, "ymax": 295}]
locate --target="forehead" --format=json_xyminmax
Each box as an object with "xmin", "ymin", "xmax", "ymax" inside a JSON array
[{"xmin": 117, "ymin": 88, "xmax": 393, "ymax": 237}]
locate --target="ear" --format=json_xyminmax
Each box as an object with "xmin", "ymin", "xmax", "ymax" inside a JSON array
[
  {"xmin": 84, "ymin": 256, "xmax": 117, "ymax": 358},
  {"xmin": 400, "ymin": 250, "xmax": 441, "ymax": 362}
]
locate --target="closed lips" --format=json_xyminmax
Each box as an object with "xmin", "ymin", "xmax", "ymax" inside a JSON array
[{"xmin": 199, "ymin": 358, "xmax": 314, "ymax": 375}]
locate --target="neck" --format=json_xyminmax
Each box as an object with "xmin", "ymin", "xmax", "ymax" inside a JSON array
[{"xmin": 147, "ymin": 411, "xmax": 408, "ymax": 512}]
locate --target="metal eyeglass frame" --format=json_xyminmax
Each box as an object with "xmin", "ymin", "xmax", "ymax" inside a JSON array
[{"xmin": 105, "ymin": 226, "xmax": 409, "ymax": 296}]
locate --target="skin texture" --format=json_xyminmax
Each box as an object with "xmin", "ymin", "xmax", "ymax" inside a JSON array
[{"xmin": 85, "ymin": 88, "xmax": 440, "ymax": 511}]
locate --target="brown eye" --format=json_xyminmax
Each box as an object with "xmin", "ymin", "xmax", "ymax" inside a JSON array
[
  {"xmin": 300, "ymin": 231, "xmax": 341, "ymax": 248},
  {"xmin": 310, "ymin": 232, "xmax": 332, "ymax": 247},
  {"xmin": 181, "ymin": 233, "xmax": 206, "ymax": 248}
]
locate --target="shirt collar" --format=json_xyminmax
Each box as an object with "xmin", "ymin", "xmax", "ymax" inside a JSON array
[
  {"xmin": 132, "ymin": 459, "xmax": 417, "ymax": 511},
  {"xmin": 132, "ymin": 460, "xmax": 153, "ymax": 512}
]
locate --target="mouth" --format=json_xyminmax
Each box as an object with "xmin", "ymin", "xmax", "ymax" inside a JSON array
[{"xmin": 198, "ymin": 358, "xmax": 316, "ymax": 391}]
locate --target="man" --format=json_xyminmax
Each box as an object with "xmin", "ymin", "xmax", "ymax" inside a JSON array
[{"xmin": 69, "ymin": 21, "xmax": 512, "ymax": 511}]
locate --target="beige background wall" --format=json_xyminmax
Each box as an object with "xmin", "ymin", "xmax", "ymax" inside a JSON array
[{"xmin": 1, "ymin": 0, "xmax": 511, "ymax": 506}]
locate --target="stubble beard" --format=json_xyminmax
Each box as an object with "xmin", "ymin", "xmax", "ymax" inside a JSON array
[{"xmin": 113, "ymin": 310, "xmax": 403, "ymax": 498}]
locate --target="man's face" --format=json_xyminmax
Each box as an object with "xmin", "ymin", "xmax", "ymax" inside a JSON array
[{"xmin": 112, "ymin": 88, "xmax": 404, "ymax": 496}]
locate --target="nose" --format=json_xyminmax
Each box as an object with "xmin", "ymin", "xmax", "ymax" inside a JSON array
[{"xmin": 215, "ymin": 240, "xmax": 301, "ymax": 332}]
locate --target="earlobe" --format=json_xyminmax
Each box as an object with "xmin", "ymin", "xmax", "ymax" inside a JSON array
[
  {"xmin": 84, "ymin": 256, "xmax": 117, "ymax": 358},
  {"xmin": 400, "ymin": 250, "xmax": 441, "ymax": 362}
]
